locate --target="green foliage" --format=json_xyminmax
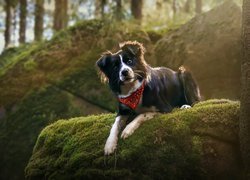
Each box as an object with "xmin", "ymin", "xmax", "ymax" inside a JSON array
[
  {"xmin": 0, "ymin": 44, "xmax": 39, "ymax": 76},
  {"xmin": 25, "ymin": 100, "xmax": 240, "ymax": 179},
  {"xmin": 23, "ymin": 59, "xmax": 38, "ymax": 71}
]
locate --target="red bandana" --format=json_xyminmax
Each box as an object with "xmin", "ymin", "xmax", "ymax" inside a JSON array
[{"xmin": 118, "ymin": 81, "xmax": 145, "ymax": 110}]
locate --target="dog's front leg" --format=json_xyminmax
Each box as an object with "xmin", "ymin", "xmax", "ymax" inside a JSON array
[
  {"xmin": 121, "ymin": 112, "xmax": 156, "ymax": 139},
  {"xmin": 104, "ymin": 115, "xmax": 127, "ymax": 155}
]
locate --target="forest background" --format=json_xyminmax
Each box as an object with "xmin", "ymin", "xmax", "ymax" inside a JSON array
[{"xmin": 1, "ymin": 0, "xmax": 249, "ymax": 180}]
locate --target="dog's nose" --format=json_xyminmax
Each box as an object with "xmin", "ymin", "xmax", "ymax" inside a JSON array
[{"xmin": 122, "ymin": 69, "xmax": 129, "ymax": 76}]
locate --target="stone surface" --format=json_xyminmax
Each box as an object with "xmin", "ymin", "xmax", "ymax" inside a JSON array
[{"xmin": 154, "ymin": 1, "xmax": 241, "ymax": 99}]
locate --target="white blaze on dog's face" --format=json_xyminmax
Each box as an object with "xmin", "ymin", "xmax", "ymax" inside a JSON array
[
  {"xmin": 118, "ymin": 54, "xmax": 135, "ymax": 83},
  {"xmin": 96, "ymin": 52, "xmax": 138, "ymax": 85}
]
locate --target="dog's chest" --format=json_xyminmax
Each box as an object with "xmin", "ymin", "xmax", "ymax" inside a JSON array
[
  {"xmin": 119, "ymin": 82, "xmax": 161, "ymax": 114},
  {"xmin": 134, "ymin": 98, "xmax": 159, "ymax": 114}
]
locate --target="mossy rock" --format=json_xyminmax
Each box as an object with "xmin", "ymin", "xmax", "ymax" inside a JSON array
[
  {"xmin": 0, "ymin": 19, "xmax": 155, "ymax": 179},
  {"xmin": 154, "ymin": 1, "xmax": 241, "ymax": 100},
  {"xmin": 25, "ymin": 100, "xmax": 242, "ymax": 180}
]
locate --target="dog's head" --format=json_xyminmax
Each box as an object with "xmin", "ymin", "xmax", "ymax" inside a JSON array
[{"xmin": 96, "ymin": 41, "xmax": 148, "ymax": 93}]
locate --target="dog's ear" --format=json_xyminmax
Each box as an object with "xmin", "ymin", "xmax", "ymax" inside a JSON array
[
  {"xmin": 96, "ymin": 55, "xmax": 107, "ymax": 70},
  {"xmin": 119, "ymin": 41, "xmax": 145, "ymax": 57},
  {"xmin": 96, "ymin": 54, "xmax": 110, "ymax": 83}
]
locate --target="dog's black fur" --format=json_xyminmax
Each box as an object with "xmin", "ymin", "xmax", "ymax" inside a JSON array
[
  {"xmin": 97, "ymin": 41, "xmax": 201, "ymax": 155},
  {"xmin": 97, "ymin": 41, "xmax": 200, "ymax": 115}
]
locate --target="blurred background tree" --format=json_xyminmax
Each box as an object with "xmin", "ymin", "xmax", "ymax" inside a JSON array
[
  {"xmin": 94, "ymin": 0, "xmax": 106, "ymax": 19},
  {"xmin": 53, "ymin": 0, "xmax": 68, "ymax": 31},
  {"xmin": 184, "ymin": 0, "xmax": 191, "ymax": 13},
  {"xmin": 0, "ymin": 0, "xmax": 243, "ymax": 52},
  {"xmin": 34, "ymin": 0, "xmax": 44, "ymax": 41},
  {"xmin": 195, "ymin": 0, "xmax": 202, "ymax": 14},
  {"xmin": 4, "ymin": 0, "xmax": 16, "ymax": 48},
  {"xmin": 131, "ymin": 0, "xmax": 142, "ymax": 20},
  {"xmin": 19, "ymin": 0, "xmax": 27, "ymax": 43}
]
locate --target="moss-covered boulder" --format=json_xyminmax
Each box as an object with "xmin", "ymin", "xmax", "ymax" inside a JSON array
[
  {"xmin": 0, "ymin": 20, "xmax": 153, "ymax": 111},
  {"xmin": 154, "ymin": 1, "xmax": 241, "ymax": 99},
  {"xmin": 25, "ymin": 100, "xmax": 242, "ymax": 180},
  {"xmin": 0, "ymin": 20, "xmax": 156, "ymax": 180}
]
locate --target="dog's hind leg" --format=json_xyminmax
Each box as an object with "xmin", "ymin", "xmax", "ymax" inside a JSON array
[
  {"xmin": 104, "ymin": 115, "xmax": 127, "ymax": 155},
  {"xmin": 121, "ymin": 113, "xmax": 156, "ymax": 139},
  {"xmin": 178, "ymin": 66, "xmax": 201, "ymax": 105}
]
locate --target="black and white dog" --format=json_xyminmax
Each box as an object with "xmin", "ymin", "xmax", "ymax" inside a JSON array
[{"xmin": 96, "ymin": 41, "xmax": 201, "ymax": 155}]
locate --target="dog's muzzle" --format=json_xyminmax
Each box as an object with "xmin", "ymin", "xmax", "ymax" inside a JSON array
[{"xmin": 120, "ymin": 69, "xmax": 134, "ymax": 82}]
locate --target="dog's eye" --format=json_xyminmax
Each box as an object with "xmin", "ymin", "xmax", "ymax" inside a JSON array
[{"xmin": 126, "ymin": 60, "xmax": 133, "ymax": 65}]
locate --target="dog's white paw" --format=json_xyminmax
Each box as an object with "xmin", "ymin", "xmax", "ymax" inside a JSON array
[
  {"xmin": 180, "ymin": 105, "xmax": 191, "ymax": 109},
  {"xmin": 104, "ymin": 137, "xmax": 117, "ymax": 155},
  {"xmin": 121, "ymin": 122, "xmax": 137, "ymax": 139}
]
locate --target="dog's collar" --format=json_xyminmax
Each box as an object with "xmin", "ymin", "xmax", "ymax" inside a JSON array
[{"xmin": 118, "ymin": 81, "xmax": 145, "ymax": 110}]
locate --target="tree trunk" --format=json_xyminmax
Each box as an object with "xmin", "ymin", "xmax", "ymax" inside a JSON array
[
  {"xmin": 34, "ymin": 0, "xmax": 44, "ymax": 41},
  {"xmin": 13, "ymin": 5, "xmax": 18, "ymax": 45},
  {"xmin": 94, "ymin": 0, "xmax": 106, "ymax": 19},
  {"xmin": 131, "ymin": 0, "xmax": 142, "ymax": 20},
  {"xmin": 53, "ymin": 0, "xmax": 68, "ymax": 31},
  {"xmin": 195, "ymin": 0, "xmax": 202, "ymax": 14},
  {"xmin": 4, "ymin": 0, "xmax": 13, "ymax": 48},
  {"xmin": 101, "ymin": 0, "xmax": 106, "ymax": 18},
  {"xmin": 172, "ymin": 0, "xmax": 177, "ymax": 19},
  {"xmin": 115, "ymin": 0, "xmax": 122, "ymax": 21},
  {"xmin": 240, "ymin": 0, "xmax": 250, "ymax": 178},
  {"xmin": 19, "ymin": 0, "xmax": 27, "ymax": 44},
  {"xmin": 184, "ymin": 0, "xmax": 191, "ymax": 13}
]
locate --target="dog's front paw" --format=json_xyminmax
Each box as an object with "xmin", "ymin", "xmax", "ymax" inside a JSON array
[
  {"xmin": 121, "ymin": 123, "xmax": 137, "ymax": 139},
  {"xmin": 104, "ymin": 137, "xmax": 117, "ymax": 155},
  {"xmin": 180, "ymin": 105, "xmax": 191, "ymax": 109}
]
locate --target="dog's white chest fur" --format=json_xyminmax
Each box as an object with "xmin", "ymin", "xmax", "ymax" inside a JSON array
[{"xmin": 118, "ymin": 80, "xmax": 143, "ymax": 98}]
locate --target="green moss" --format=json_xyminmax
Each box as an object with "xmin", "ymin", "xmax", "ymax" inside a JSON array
[
  {"xmin": 23, "ymin": 59, "xmax": 38, "ymax": 71},
  {"xmin": 25, "ymin": 100, "xmax": 240, "ymax": 179},
  {"xmin": 194, "ymin": 98, "xmax": 236, "ymax": 107},
  {"xmin": 0, "ymin": 19, "xmax": 156, "ymax": 179},
  {"xmin": 0, "ymin": 19, "xmax": 154, "ymax": 108},
  {"xmin": 0, "ymin": 44, "xmax": 39, "ymax": 76}
]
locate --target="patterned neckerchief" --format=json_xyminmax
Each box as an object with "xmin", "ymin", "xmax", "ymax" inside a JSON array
[{"xmin": 118, "ymin": 81, "xmax": 145, "ymax": 110}]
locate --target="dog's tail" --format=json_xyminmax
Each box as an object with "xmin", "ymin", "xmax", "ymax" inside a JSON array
[{"xmin": 178, "ymin": 66, "xmax": 201, "ymax": 106}]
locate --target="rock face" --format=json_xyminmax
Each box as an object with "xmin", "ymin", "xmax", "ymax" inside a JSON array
[
  {"xmin": 154, "ymin": 1, "xmax": 241, "ymax": 100},
  {"xmin": 25, "ymin": 100, "xmax": 242, "ymax": 180}
]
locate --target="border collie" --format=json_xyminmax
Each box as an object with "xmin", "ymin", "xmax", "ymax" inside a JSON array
[{"xmin": 96, "ymin": 41, "xmax": 201, "ymax": 155}]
